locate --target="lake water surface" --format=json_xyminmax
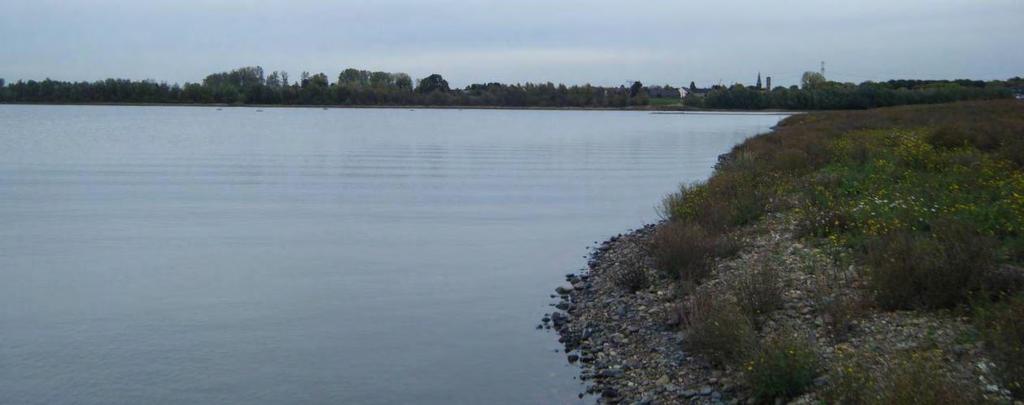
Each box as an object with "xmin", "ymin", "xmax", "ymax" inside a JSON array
[{"xmin": 0, "ymin": 105, "xmax": 783, "ymax": 404}]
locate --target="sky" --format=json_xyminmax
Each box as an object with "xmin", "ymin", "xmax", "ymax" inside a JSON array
[{"xmin": 1, "ymin": 0, "xmax": 1022, "ymax": 88}]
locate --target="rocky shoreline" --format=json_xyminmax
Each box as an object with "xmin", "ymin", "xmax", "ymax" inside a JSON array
[
  {"xmin": 542, "ymin": 214, "xmax": 1016, "ymax": 404},
  {"xmin": 543, "ymin": 223, "xmax": 731, "ymax": 404}
]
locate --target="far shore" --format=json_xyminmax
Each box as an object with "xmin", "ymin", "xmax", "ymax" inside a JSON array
[{"xmin": 0, "ymin": 101, "xmax": 803, "ymax": 114}]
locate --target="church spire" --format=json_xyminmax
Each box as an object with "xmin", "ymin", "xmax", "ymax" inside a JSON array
[{"xmin": 756, "ymin": 72, "xmax": 762, "ymax": 90}]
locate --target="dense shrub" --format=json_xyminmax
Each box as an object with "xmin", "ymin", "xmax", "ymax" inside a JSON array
[
  {"xmin": 745, "ymin": 331, "xmax": 820, "ymax": 401},
  {"xmin": 661, "ymin": 174, "xmax": 773, "ymax": 233},
  {"xmin": 974, "ymin": 293, "xmax": 1024, "ymax": 397},
  {"xmin": 865, "ymin": 219, "xmax": 997, "ymax": 310},
  {"xmin": 648, "ymin": 222, "xmax": 718, "ymax": 284},
  {"xmin": 682, "ymin": 291, "xmax": 756, "ymax": 365},
  {"xmin": 704, "ymin": 171, "xmax": 770, "ymax": 229}
]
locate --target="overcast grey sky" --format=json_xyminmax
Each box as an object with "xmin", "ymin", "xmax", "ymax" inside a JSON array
[{"xmin": 2, "ymin": 0, "xmax": 1021, "ymax": 88}]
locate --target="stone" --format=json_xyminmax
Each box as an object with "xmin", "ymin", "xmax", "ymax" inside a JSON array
[{"xmin": 599, "ymin": 368, "xmax": 624, "ymax": 378}]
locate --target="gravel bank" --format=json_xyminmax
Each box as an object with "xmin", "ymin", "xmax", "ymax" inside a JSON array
[{"xmin": 543, "ymin": 214, "xmax": 1015, "ymax": 404}]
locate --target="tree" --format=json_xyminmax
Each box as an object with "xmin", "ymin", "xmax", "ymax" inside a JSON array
[
  {"xmin": 689, "ymin": 81, "xmax": 697, "ymax": 92},
  {"xmin": 416, "ymin": 74, "xmax": 449, "ymax": 93},
  {"xmin": 369, "ymin": 71, "xmax": 394, "ymax": 88},
  {"xmin": 629, "ymin": 81, "xmax": 643, "ymax": 97},
  {"xmin": 801, "ymin": 71, "xmax": 826, "ymax": 90},
  {"xmin": 266, "ymin": 71, "xmax": 282, "ymax": 87},
  {"xmin": 339, "ymin": 68, "xmax": 370, "ymax": 87},
  {"xmin": 308, "ymin": 73, "xmax": 329, "ymax": 88},
  {"xmin": 394, "ymin": 73, "xmax": 413, "ymax": 90}
]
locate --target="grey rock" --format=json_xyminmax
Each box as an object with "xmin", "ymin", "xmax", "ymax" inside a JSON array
[{"xmin": 599, "ymin": 368, "xmax": 625, "ymax": 378}]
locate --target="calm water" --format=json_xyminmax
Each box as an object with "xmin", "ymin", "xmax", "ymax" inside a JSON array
[{"xmin": 0, "ymin": 105, "xmax": 783, "ymax": 404}]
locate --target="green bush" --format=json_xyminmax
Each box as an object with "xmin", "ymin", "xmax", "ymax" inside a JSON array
[
  {"xmin": 659, "ymin": 182, "xmax": 708, "ymax": 222},
  {"xmin": 865, "ymin": 218, "xmax": 997, "ymax": 310},
  {"xmin": 745, "ymin": 331, "xmax": 820, "ymax": 401},
  {"xmin": 705, "ymin": 171, "xmax": 770, "ymax": 229},
  {"xmin": 683, "ymin": 291, "xmax": 756, "ymax": 365},
  {"xmin": 660, "ymin": 172, "xmax": 771, "ymax": 233}
]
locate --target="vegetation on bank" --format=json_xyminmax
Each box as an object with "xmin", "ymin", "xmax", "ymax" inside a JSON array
[
  {"xmin": 0, "ymin": 66, "xmax": 651, "ymax": 108},
  {"xmin": 0, "ymin": 66, "xmax": 1019, "ymax": 110},
  {"xmin": 647, "ymin": 100, "xmax": 1024, "ymax": 401},
  {"xmin": 687, "ymin": 75, "xmax": 1022, "ymax": 110}
]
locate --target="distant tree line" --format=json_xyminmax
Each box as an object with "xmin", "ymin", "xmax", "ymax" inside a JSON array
[
  {"xmin": 0, "ymin": 67, "xmax": 1019, "ymax": 110},
  {"xmin": 688, "ymin": 72, "xmax": 1020, "ymax": 110},
  {"xmin": 0, "ymin": 66, "xmax": 649, "ymax": 108}
]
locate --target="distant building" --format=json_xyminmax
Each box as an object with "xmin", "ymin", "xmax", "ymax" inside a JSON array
[{"xmin": 681, "ymin": 87, "xmax": 712, "ymax": 98}]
